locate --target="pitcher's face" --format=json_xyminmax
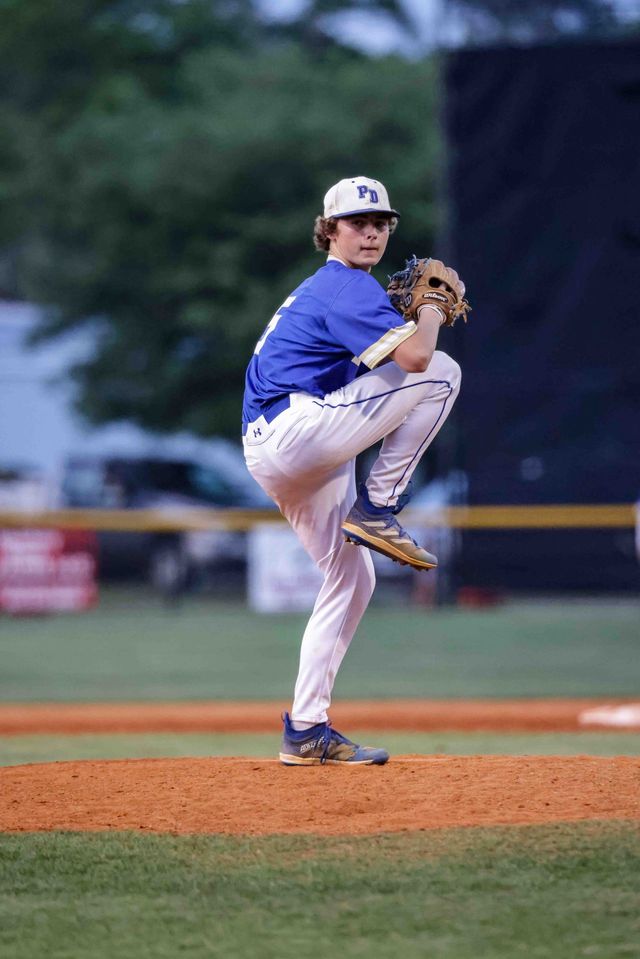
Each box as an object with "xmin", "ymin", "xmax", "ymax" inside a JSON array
[{"xmin": 329, "ymin": 214, "xmax": 391, "ymax": 271}]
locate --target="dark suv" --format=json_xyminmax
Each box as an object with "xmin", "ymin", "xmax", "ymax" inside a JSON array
[{"xmin": 60, "ymin": 454, "xmax": 269, "ymax": 591}]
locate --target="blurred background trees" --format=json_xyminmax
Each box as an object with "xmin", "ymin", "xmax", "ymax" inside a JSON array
[
  {"xmin": 0, "ymin": 0, "xmax": 438, "ymax": 437},
  {"xmin": 1, "ymin": 0, "xmax": 637, "ymax": 438}
]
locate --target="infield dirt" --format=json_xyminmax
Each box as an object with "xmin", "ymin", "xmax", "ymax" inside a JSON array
[
  {"xmin": 0, "ymin": 698, "xmax": 632, "ymax": 735},
  {"xmin": 1, "ymin": 700, "xmax": 638, "ymax": 835},
  {"xmin": 2, "ymin": 755, "xmax": 639, "ymax": 835}
]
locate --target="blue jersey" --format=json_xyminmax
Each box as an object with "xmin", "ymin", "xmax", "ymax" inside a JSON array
[{"xmin": 242, "ymin": 260, "xmax": 415, "ymax": 428}]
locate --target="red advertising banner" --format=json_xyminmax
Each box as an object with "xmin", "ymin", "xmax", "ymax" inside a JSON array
[{"xmin": 0, "ymin": 529, "xmax": 98, "ymax": 614}]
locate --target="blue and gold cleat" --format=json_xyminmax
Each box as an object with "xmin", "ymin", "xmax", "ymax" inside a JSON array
[
  {"xmin": 279, "ymin": 712, "xmax": 389, "ymax": 766},
  {"xmin": 341, "ymin": 483, "xmax": 437, "ymax": 571}
]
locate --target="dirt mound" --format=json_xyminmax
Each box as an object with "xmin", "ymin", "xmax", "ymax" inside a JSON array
[
  {"xmin": 2, "ymin": 756, "xmax": 638, "ymax": 835},
  {"xmin": 1, "ymin": 698, "xmax": 635, "ymax": 735}
]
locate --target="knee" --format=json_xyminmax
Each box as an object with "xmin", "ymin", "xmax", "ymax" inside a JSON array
[
  {"xmin": 345, "ymin": 546, "xmax": 377, "ymax": 598},
  {"xmin": 432, "ymin": 351, "xmax": 462, "ymax": 394},
  {"xmin": 353, "ymin": 557, "xmax": 376, "ymax": 608},
  {"xmin": 327, "ymin": 543, "xmax": 376, "ymax": 599},
  {"xmin": 357, "ymin": 550, "xmax": 376, "ymax": 599}
]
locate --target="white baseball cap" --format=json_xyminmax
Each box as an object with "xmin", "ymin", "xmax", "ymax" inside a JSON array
[{"xmin": 323, "ymin": 176, "xmax": 400, "ymax": 219}]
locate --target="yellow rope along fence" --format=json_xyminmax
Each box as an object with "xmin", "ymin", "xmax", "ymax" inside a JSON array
[{"xmin": 0, "ymin": 504, "xmax": 635, "ymax": 531}]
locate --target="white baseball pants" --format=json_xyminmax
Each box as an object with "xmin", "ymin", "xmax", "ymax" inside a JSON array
[{"xmin": 243, "ymin": 350, "xmax": 461, "ymax": 724}]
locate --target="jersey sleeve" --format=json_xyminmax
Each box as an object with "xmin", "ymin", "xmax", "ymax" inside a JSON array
[{"xmin": 325, "ymin": 271, "xmax": 417, "ymax": 369}]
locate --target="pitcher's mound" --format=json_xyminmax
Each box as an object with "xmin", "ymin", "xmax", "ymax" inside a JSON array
[{"xmin": 2, "ymin": 756, "xmax": 638, "ymax": 835}]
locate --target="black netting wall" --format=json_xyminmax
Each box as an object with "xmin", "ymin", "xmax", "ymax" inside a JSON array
[{"xmin": 443, "ymin": 39, "xmax": 640, "ymax": 590}]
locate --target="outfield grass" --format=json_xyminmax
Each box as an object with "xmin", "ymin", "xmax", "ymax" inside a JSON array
[
  {"xmin": 1, "ymin": 589, "xmax": 638, "ymax": 701},
  {"xmin": 2, "ymin": 592, "xmax": 638, "ymax": 957},
  {"xmin": 1, "ymin": 824, "xmax": 638, "ymax": 958},
  {"xmin": 1, "ymin": 730, "xmax": 640, "ymax": 767}
]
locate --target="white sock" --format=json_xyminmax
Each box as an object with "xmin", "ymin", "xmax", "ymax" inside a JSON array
[{"xmin": 291, "ymin": 719, "xmax": 317, "ymax": 731}]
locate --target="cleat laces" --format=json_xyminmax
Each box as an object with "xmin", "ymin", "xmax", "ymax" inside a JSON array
[{"xmin": 319, "ymin": 722, "xmax": 355, "ymax": 763}]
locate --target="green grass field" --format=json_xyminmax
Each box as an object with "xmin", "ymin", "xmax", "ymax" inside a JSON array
[
  {"xmin": 1, "ymin": 589, "xmax": 638, "ymax": 701},
  {"xmin": 1, "ymin": 590, "xmax": 639, "ymax": 958},
  {"xmin": 2, "ymin": 730, "xmax": 640, "ymax": 767},
  {"xmin": 1, "ymin": 825, "xmax": 639, "ymax": 958}
]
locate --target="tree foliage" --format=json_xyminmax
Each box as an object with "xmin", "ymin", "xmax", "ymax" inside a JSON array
[{"xmin": 0, "ymin": 1, "xmax": 440, "ymax": 438}]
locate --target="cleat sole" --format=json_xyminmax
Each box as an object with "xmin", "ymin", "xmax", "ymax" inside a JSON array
[
  {"xmin": 341, "ymin": 523, "xmax": 437, "ymax": 571},
  {"xmin": 279, "ymin": 752, "xmax": 388, "ymax": 766}
]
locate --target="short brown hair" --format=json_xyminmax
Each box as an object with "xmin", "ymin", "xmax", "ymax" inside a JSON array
[
  {"xmin": 313, "ymin": 216, "xmax": 338, "ymax": 252},
  {"xmin": 313, "ymin": 215, "xmax": 398, "ymax": 252}
]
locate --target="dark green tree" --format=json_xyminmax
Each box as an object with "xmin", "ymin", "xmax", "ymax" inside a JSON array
[{"xmin": 0, "ymin": 2, "xmax": 438, "ymax": 438}]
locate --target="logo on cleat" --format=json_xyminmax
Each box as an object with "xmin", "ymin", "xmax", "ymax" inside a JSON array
[{"xmin": 299, "ymin": 738, "xmax": 323, "ymax": 754}]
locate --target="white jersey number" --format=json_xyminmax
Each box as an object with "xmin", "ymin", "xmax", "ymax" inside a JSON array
[{"xmin": 253, "ymin": 296, "xmax": 296, "ymax": 355}]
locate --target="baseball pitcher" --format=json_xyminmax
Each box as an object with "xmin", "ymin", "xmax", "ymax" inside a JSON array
[{"xmin": 242, "ymin": 176, "xmax": 469, "ymax": 766}]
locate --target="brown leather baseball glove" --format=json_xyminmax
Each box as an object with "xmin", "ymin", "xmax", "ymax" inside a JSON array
[{"xmin": 387, "ymin": 256, "xmax": 471, "ymax": 327}]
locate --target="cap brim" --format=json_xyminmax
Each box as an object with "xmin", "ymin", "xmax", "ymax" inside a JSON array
[{"xmin": 331, "ymin": 207, "xmax": 400, "ymax": 219}]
